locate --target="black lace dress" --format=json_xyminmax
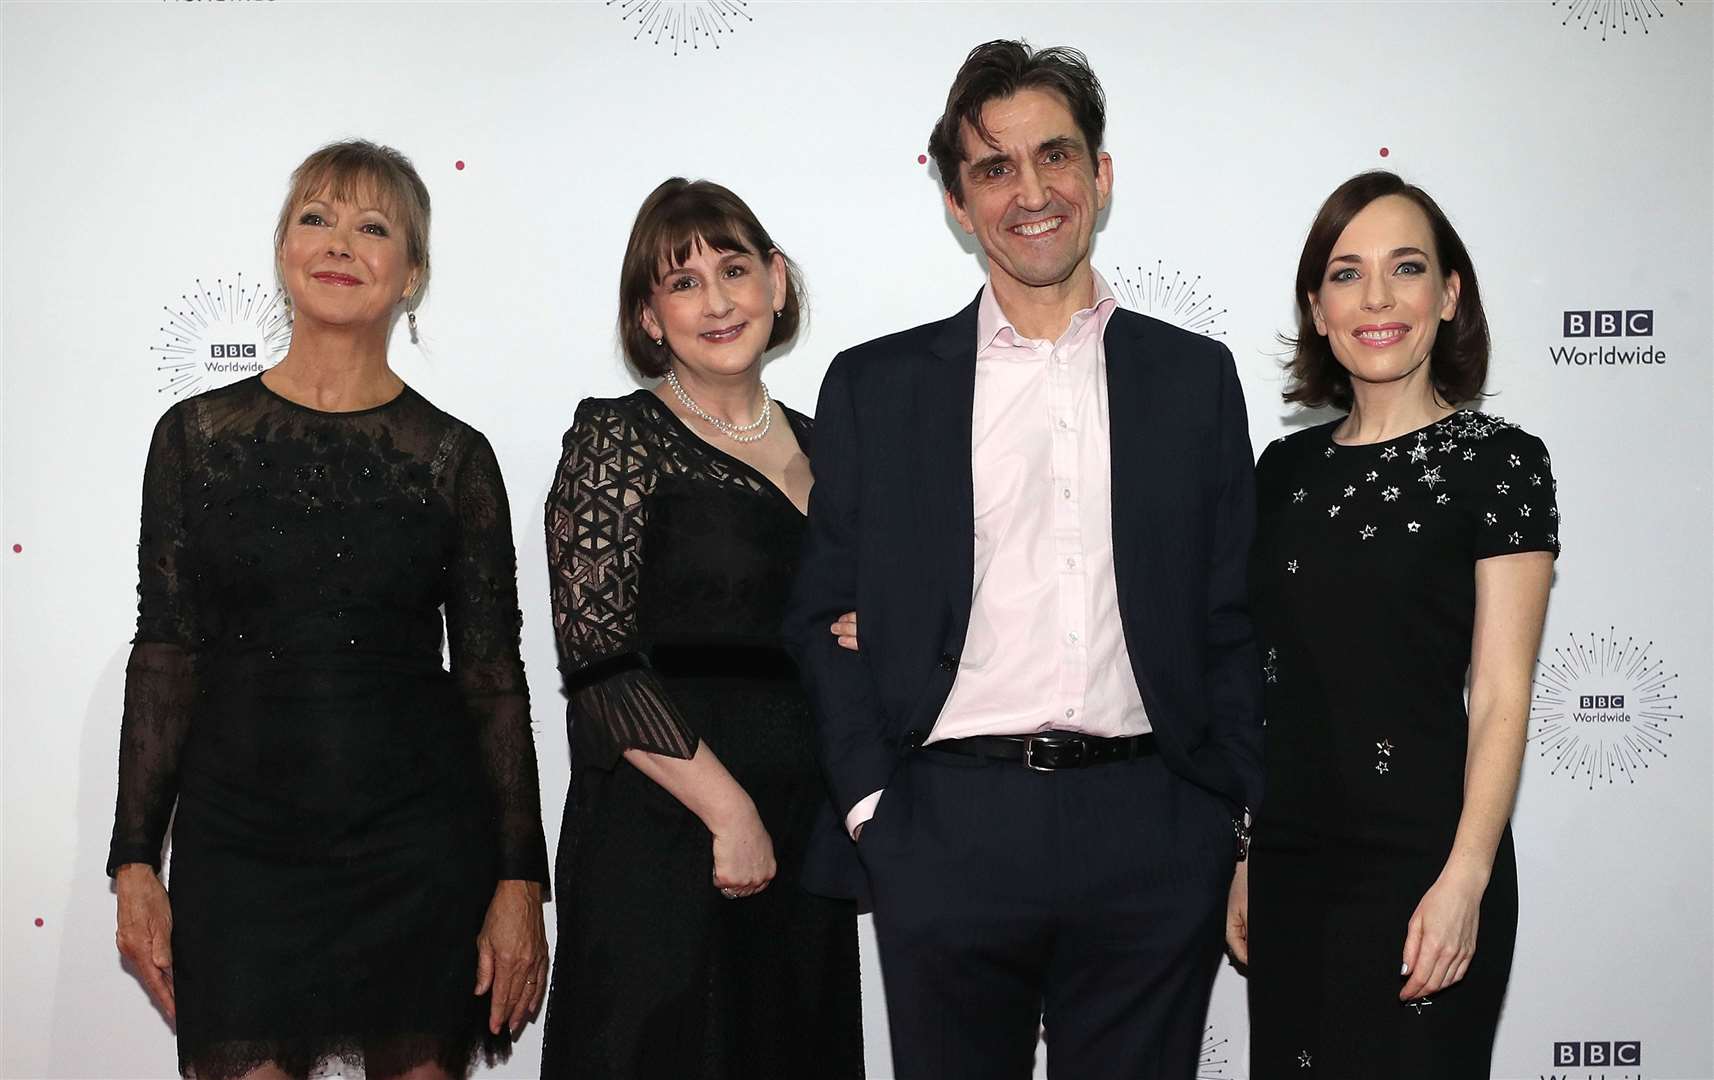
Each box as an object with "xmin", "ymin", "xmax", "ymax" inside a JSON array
[
  {"xmin": 1246, "ymin": 411, "xmax": 1559, "ymax": 1079},
  {"xmin": 107, "ymin": 375, "xmax": 551, "ymax": 1080},
  {"xmin": 540, "ymin": 390, "xmax": 863, "ymax": 1079}
]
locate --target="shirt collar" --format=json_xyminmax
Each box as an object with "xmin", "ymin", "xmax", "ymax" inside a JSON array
[{"xmin": 976, "ymin": 270, "xmax": 1119, "ymax": 353}]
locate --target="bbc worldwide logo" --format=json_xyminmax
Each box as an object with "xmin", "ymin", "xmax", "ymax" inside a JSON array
[
  {"xmin": 1547, "ymin": 1040, "xmax": 1642, "ymax": 1079},
  {"xmin": 1551, "ymin": 309, "xmax": 1665, "ymax": 367}
]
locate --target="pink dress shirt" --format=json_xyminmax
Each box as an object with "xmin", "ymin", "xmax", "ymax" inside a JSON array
[{"xmin": 848, "ymin": 274, "xmax": 1150, "ymax": 836}]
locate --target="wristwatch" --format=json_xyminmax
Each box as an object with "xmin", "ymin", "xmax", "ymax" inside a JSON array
[{"xmin": 1234, "ymin": 806, "xmax": 1253, "ymax": 863}]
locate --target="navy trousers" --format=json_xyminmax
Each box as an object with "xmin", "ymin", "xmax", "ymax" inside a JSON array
[{"xmin": 857, "ymin": 748, "xmax": 1234, "ymax": 1079}]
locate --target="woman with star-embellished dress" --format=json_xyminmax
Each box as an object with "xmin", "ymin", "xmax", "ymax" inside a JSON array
[
  {"xmin": 108, "ymin": 141, "xmax": 551, "ymax": 1080},
  {"xmin": 1229, "ymin": 172, "xmax": 1558, "ymax": 1079},
  {"xmin": 538, "ymin": 179, "xmax": 862, "ymax": 1077}
]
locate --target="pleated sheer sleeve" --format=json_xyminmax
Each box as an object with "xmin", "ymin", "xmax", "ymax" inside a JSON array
[
  {"xmin": 544, "ymin": 399, "xmax": 699, "ymax": 769},
  {"xmin": 108, "ymin": 408, "xmax": 199, "ymax": 876},
  {"xmin": 447, "ymin": 432, "xmax": 551, "ymax": 888}
]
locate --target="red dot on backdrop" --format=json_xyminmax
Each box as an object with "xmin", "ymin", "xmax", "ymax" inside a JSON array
[
  {"xmin": 455, "ymin": 160, "xmax": 466, "ymax": 171},
  {"xmin": 917, "ymin": 154, "xmax": 927, "ymax": 165},
  {"xmin": 11, "ymin": 544, "xmax": 19, "ymax": 554},
  {"xmin": 34, "ymin": 918, "xmax": 44, "ymax": 927},
  {"xmin": 1379, "ymin": 147, "xmax": 1390, "ymax": 158}
]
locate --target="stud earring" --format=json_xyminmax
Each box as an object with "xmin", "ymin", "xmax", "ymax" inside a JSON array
[
  {"xmin": 654, "ymin": 337, "xmax": 664, "ymax": 347},
  {"xmin": 408, "ymin": 310, "xmax": 419, "ymax": 343},
  {"xmin": 774, "ymin": 309, "xmax": 782, "ymax": 319}
]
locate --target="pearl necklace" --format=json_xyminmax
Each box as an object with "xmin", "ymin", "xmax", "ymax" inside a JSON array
[{"xmin": 664, "ymin": 369, "xmax": 773, "ymax": 444}]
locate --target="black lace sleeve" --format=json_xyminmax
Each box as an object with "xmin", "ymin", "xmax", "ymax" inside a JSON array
[
  {"xmin": 108, "ymin": 409, "xmax": 198, "ymax": 876},
  {"xmin": 544, "ymin": 399, "xmax": 699, "ymax": 769},
  {"xmin": 447, "ymin": 431, "xmax": 551, "ymax": 888}
]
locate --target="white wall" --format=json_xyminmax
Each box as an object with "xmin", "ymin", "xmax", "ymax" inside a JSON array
[{"xmin": 2, "ymin": 2, "xmax": 1709, "ymax": 1077}]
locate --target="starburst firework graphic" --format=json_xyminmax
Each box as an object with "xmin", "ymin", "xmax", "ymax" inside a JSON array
[
  {"xmin": 1198, "ymin": 1024, "xmax": 1233, "ymax": 1078},
  {"xmin": 1552, "ymin": 0, "xmax": 1684, "ymax": 41},
  {"xmin": 1528, "ymin": 628, "xmax": 1680, "ymax": 788},
  {"xmin": 1111, "ymin": 262, "xmax": 1227, "ymax": 337},
  {"xmin": 150, "ymin": 274, "xmax": 290, "ymax": 397},
  {"xmin": 609, "ymin": 0, "xmax": 753, "ymax": 55}
]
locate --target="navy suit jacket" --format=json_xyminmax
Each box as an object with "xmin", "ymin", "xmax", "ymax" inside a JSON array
[{"xmin": 784, "ymin": 293, "xmax": 1265, "ymax": 901}]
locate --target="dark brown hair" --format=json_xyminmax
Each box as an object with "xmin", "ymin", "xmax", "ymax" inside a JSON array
[
  {"xmin": 1283, "ymin": 171, "xmax": 1489, "ymax": 410},
  {"xmin": 274, "ymin": 140, "xmax": 431, "ymax": 299},
  {"xmin": 617, "ymin": 178, "xmax": 804, "ymax": 379},
  {"xmin": 927, "ymin": 40, "xmax": 1106, "ymax": 206}
]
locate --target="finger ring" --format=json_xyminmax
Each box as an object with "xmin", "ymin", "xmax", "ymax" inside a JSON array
[{"xmin": 720, "ymin": 888, "xmax": 739, "ymax": 899}]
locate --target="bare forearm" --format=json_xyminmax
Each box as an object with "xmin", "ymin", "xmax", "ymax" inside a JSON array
[
  {"xmin": 1446, "ymin": 699, "xmax": 1527, "ymax": 885},
  {"xmin": 622, "ymin": 741, "xmax": 754, "ymax": 833}
]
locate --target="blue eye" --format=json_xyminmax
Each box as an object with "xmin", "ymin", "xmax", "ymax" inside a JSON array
[
  {"xmin": 1395, "ymin": 261, "xmax": 1426, "ymax": 275},
  {"xmin": 1331, "ymin": 268, "xmax": 1359, "ymax": 283}
]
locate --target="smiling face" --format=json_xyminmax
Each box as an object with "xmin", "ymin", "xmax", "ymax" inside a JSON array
[
  {"xmin": 278, "ymin": 188, "xmax": 420, "ymax": 332},
  {"xmin": 639, "ymin": 236, "xmax": 787, "ymax": 380},
  {"xmin": 945, "ymin": 87, "xmax": 1112, "ymax": 293},
  {"xmin": 1309, "ymin": 194, "xmax": 1461, "ymax": 396}
]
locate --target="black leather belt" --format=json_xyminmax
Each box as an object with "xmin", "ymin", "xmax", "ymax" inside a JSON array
[{"xmin": 921, "ymin": 731, "xmax": 1157, "ymax": 772}]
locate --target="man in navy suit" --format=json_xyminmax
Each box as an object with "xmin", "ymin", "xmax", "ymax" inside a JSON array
[{"xmin": 785, "ymin": 40, "xmax": 1264, "ymax": 1079}]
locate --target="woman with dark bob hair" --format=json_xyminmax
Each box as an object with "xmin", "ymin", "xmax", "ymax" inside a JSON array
[
  {"xmin": 109, "ymin": 140, "xmax": 550, "ymax": 1080},
  {"xmin": 1229, "ymin": 171, "xmax": 1559, "ymax": 1077},
  {"xmin": 539, "ymin": 178, "xmax": 861, "ymax": 1076}
]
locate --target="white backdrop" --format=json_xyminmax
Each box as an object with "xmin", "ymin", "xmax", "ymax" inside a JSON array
[{"xmin": 3, "ymin": 2, "xmax": 1710, "ymax": 1078}]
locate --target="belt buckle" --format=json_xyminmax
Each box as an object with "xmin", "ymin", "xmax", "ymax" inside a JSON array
[{"xmin": 1023, "ymin": 735, "xmax": 1086, "ymax": 772}]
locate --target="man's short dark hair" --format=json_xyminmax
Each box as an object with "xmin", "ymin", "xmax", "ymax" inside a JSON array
[{"xmin": 927, "ymin": 40, "xmax": 1107, "ymax": 206}]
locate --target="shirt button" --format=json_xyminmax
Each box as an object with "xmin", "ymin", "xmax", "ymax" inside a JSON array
[
  {"xmin": 1065, "ymin": 708, "xmax": 1076, "ymax": 719},
  {"xmin": 1067, "ymin": 631, "xmax": 1080, "ymax": 644},
  {"xmin": 1062, "ymin": 488, "xmax": 1073, "ymax": 499},
  {"xmin": 1065, "ymin": 557, "xmax": 1078, "ymax": 569},
  {"xmin": 1057, "ymin": 418, "xmax": 1069, "ymax": 430}
]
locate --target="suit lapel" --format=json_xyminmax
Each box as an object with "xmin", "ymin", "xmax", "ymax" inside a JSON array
[
  {"xmin": 914, "ymin": 294, "xmax": 981, "ymax": 647},
  {"xmin": 1104, "ymin": 310, "xmax": 1166, "ymax": 620}
]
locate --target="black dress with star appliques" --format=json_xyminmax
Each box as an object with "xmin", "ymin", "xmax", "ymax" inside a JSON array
[
  {"xmin": 107, "ymin": 375, "xmax": 550, "ymax": 1080},
  {"xmin": 1246, "ymin": 411, "xmax": 1559, "ymax": 1079},
  {"xmin": 539, "ymin": 391, "xmax": 862, "ymax": 1079}
]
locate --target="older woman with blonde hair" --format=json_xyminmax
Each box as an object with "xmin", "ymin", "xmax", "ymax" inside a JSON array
[{"xmin": 109, "ymin": 139, "xmax": 550, "ymax": 1080}]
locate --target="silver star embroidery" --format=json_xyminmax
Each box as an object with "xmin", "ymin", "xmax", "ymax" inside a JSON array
[
  {"xmin": 1407, "ymin": 521, "xmax": 1421, "ymax": 533},
  {"xmin": 1519, "ymin": 504, "xmax": 1532, "ymax": 517},
  {"xmin": 1323, "ymin": 446, "xmax": 1335, "ymax": 458},
  {"xmin": 1359, "ymin": 524, "xmax": 1376, "ymax": 540},
  {"xmin": 1382, "ymin": 486, "xmax": 1400, "ymax": 502},
  {"xmin": 1509, "ymin": 531, "xmax": 1523, "ymax": 545},
  {"xmin": 1381, "ymin": 446, "xmax": 1399, "ymax": 462},
  {"xmin": 1328, "ymin": 505, "xmax": 1342, "ymax": 518},
  {"xmin": 1547, "ymin": 532, "xmax": 1557, "ymax": 545},
  {"xmin": 1495, "ymin": 481, "xmax": 1510, "ymax": 494},
  {"xmin": 1408, "ymin": 445, "xmax": 1429, "ymax": 463},
  {"xmin": 1439, "ymin": 439, "xmax": 1455, "ymax": 454},
  {"xmin": 1287, "ymin": 559, "xmax": 1299, "ymax": 574},
  {"xmin": 1418, "ymin": 466, "xmax": 1444, "ymax": 488},
  {"xmin": 1549, "ymin": 506, "xmax": 1558, "ymax": 519},
  {"xmin": 1462, "ymin": 449, "xmax": 1476, "ymax": 462},
  {"xmin": 1435, "ymin": 493, "xmax": 1450, "ymax": 506},
  {"xmin": 1343, "ymin": 485, "xmax": 1356, "ymax": 497},
  {"xmin": 1375, "ymin": 759, "xmax": 1390, "ymax": 775},
  {"xmin": 1292, "ymin": 488, "xmax": 1307, "ymax": 503},
  {"xmin": 1484, "ymin": 511, "xmax": 1498, "ymax": 525},
  {"xmin": 1377, "ymin": 739, "xmax": 1393, "ymax": 755},
  {"xmin": 1298, "ymin": 1051, "xmax": 1313, "ymax": 1068},
  {"xmin": 1263, "ymin": 648, "xmax": 1279, "ymax": 684},
  {"xmin": 1508, "ymin": 453, "xmax": 1522, "ymax": 467},
  {"xmin": 1529, "ymin": 473, "xmax": 1542, "ymax": 486},
  {"xmin": 1365, "ymin": 470, "xmax": 1379, "ymax": 482},
  {"xmin": 1407, "ymin": 998, "xmax": 1434, "ymax": 1015}
]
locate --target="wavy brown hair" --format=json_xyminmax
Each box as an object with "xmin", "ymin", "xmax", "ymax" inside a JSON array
[
  {"xmin": 617, "ymin": 178, "xmax": 804, "ymax": 380},
  {"xmin": 927, "ymin": 40, "xmax": 1106, "ymax": 207},
  {"xmin": 1282, "ymin": 171, "xmax": 1488, "ymax": 410}
]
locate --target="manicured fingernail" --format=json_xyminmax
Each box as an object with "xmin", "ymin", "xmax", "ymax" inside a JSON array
[{"xmin": 1401, "ymin": 963, "xmax": 1410, "ymax": 975}]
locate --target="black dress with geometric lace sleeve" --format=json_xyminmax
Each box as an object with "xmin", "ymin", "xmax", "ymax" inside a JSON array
[
  {"xmin": 107, "ymin": 374, "xmax": 549, "ymax": 1080},
  {"xmin": 539, "ymin": 390, "xmax": 862, "ymax": 1079}
]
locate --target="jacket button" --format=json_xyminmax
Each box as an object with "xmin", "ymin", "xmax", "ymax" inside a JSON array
[{"xmin": 938, "ymin": 653, "xmax": 959, "ymax": 671}]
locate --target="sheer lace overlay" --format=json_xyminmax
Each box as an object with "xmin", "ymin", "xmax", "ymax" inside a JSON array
[
  {"xmin": 106, "ymin": 376, "xmax": 548, "ymax": 1079},
  {"xmin": 545, "ymin": 394, "xmax": 801, "ymax": 768}
]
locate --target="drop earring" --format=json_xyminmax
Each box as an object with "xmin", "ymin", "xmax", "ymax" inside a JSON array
[{"xmin": 407, "ymin": 310, "xmax": 419, "ymax": 343}]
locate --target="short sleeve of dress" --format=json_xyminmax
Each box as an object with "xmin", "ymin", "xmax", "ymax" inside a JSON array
[
  {"xmin": 1472, "ymin": 427, "xmax": 1561, "ymax": 560},
  {"xmin": 446, "ymin": 431, "xmax": 551, "ymax": 888},
  {"xmin": 108, "ymin": 408, "xmax": 199, "ymax": 876},
  {"xmin": 544, "ymin": 399, "xmax": 699, "ymax": 769}
]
